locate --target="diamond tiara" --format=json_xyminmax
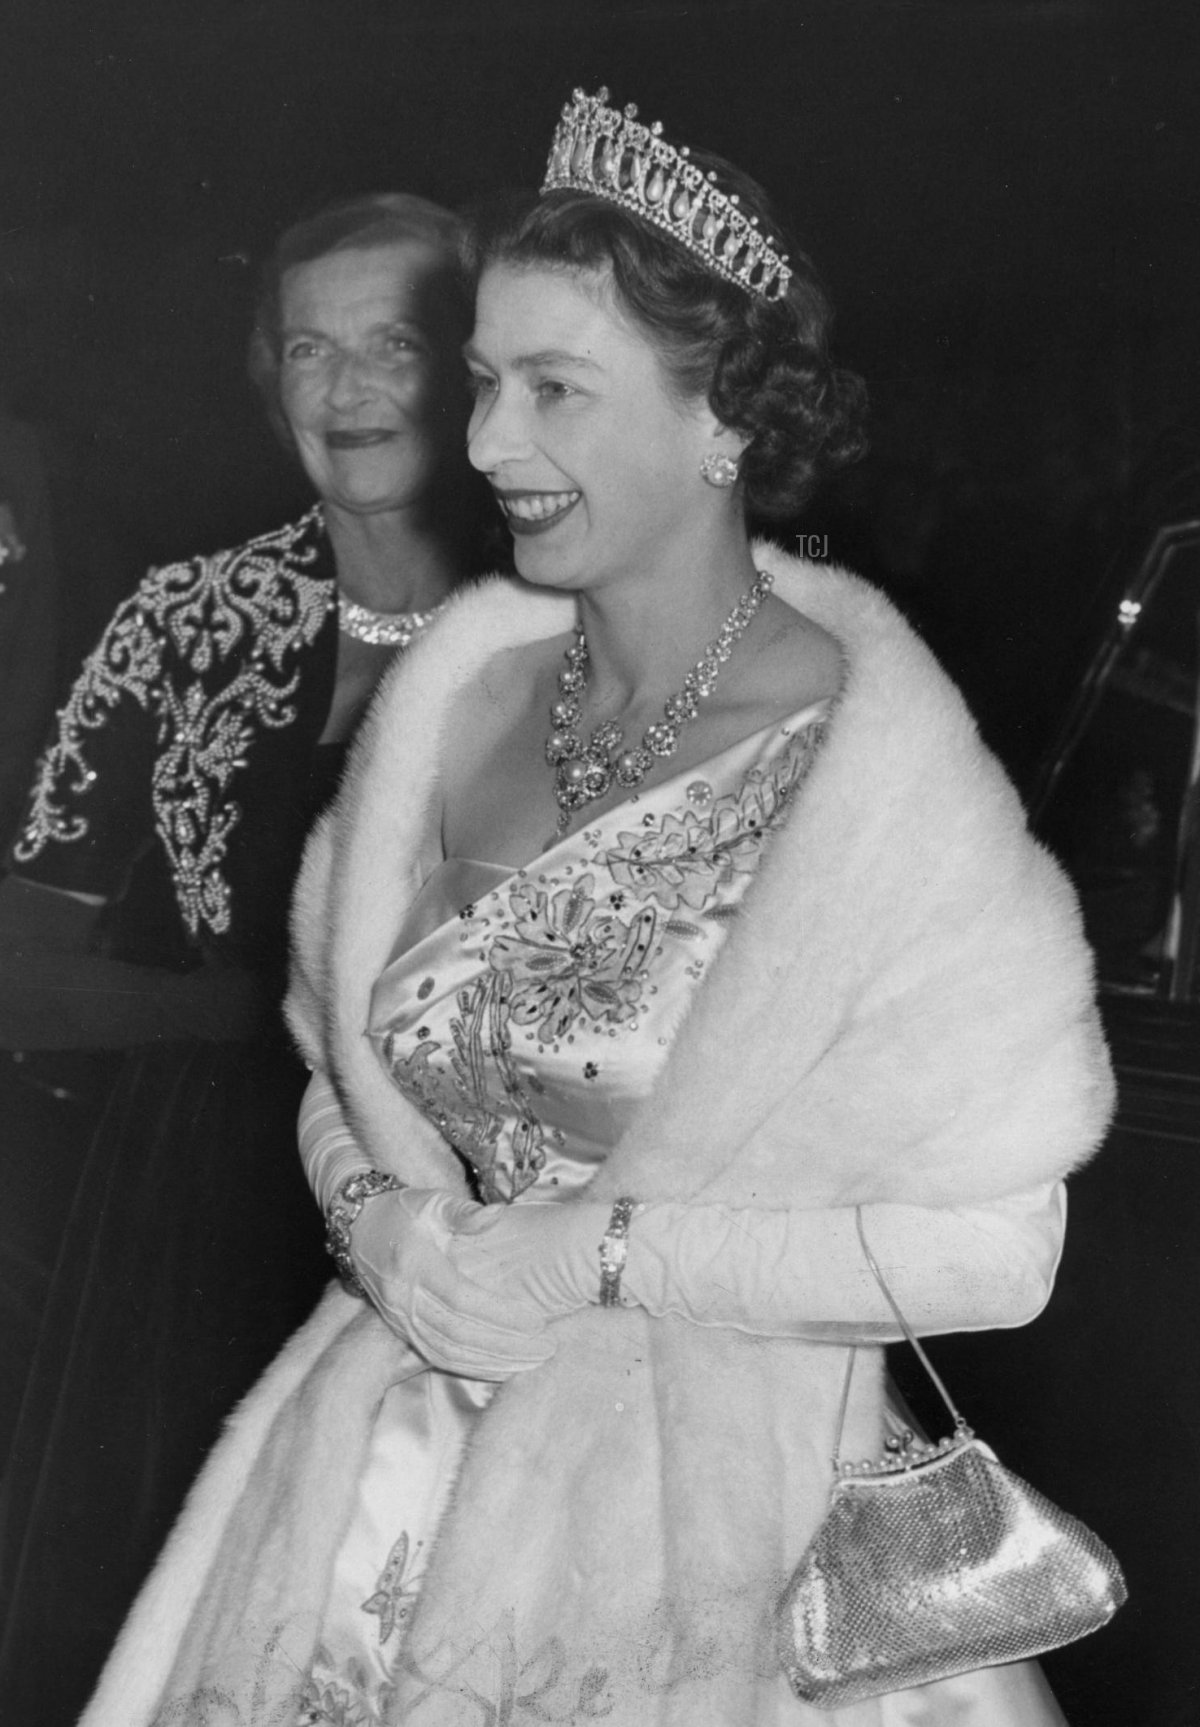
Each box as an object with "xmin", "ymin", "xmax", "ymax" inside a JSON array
[{"xmin": 542, "ymin": 87, "xmax": 792, "ymax": 304}]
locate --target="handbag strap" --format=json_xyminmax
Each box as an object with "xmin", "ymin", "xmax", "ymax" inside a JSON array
[{"xmin": 831, "ymin": 1207, "xmax": 970, "ymax": 1468}]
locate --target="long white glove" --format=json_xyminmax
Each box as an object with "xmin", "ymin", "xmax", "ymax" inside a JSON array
[
  {"xmin": 349, "ymin": 1187, "xmax": 556, "ymax": 1380},
  {"xmin": 297, "ymin": 1071, "xmax": 554, "ymax": 1380},
  {"xmin": 299, "ymin": 1073, "xmax": 1064, "ymax": 1344},
  {"xmin": 447, "ymin": 1184, "xmax": 1066, "ymax": 1343},
  {"xmin": 446, "ymin": 1199, "xmax": 602, "ymax": 1316},
  {"xmin": 298, "ymin": 1068, "xmax": 372, "ymax": 1215}
]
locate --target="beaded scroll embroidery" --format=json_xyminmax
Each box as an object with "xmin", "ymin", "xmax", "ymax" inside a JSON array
[
  {"xmin": 380, "ymin": 723, "xmax": 823, "ymax": 1206},
  {"xmin": 14, "ymin": 509, "xmax": 331, "ymax": 937}
]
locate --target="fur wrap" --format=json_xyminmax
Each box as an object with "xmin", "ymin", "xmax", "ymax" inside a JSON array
[{"xmin": 82, "ymin": 549, "xmax": 1113, "ymax": 1727}]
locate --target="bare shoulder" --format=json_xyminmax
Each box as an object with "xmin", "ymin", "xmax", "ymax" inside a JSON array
[
  {"xmin": 442, "ymin": 633, "xmax": 568, "ymax": 798},
  {"xmin": 455, "ymin": 636, "xmax": 559, "ymax": 725},
  {"xmin": 440, "ymin": 632, "xmax": 574, "ymax": 863}
]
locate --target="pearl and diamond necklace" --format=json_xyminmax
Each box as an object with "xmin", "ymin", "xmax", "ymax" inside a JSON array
[{"xmin": 546, "ymin": 568, "xmax": 774, "ymax": 834}]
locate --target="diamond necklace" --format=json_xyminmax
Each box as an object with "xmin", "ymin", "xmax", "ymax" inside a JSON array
[
  {"xmin": 337, "ymin": 592, "xmax": 448, "ymax": 648},
  {"xmin": 546, "ymin": 568, "xmax": 774, "ymax": 834}
]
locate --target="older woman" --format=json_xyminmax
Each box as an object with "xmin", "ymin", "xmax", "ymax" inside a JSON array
[
  {"xmin": 82, "ymin": 96, "xmax": 1112, "ymax": 1726},
  {"xmin": 0, "ymin": 192, "xmax": 486, "ymax": 1718}
]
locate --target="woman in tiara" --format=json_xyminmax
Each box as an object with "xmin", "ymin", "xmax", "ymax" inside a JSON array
[
  {"xmin": 0, "ymin": 192, "xmax": 487, "ymax": 1719},
  {"xmin": 82, "ymin": 93, "xmax": 1111, "ymax": 1725}
]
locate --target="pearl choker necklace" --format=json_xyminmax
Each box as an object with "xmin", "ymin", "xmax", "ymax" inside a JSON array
[
  {"xmin": 546, "ymin": 569, "xmax": 773, "ymax": 834},
  {"xmin": 337, "ymin": 593, "xmax": 448, "ymax": 649}
]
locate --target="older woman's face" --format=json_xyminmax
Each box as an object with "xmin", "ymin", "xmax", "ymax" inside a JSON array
[{"xmin": 278, "ymin": 239, "xmax": 458, "ymax": 517}]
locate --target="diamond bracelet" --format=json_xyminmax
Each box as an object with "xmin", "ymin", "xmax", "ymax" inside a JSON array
[
  {"xmin": 599, "ymin": 1197, "xmax": 639, "ymax": 1307},
  {"xmin": 325, "ymin": 1169, "xmax": 406, "ymax": 1299}
]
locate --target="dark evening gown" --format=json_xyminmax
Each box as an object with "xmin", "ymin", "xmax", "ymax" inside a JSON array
[{"xmin": 0, "ymin": 510, "xmax": 349, "ymax": 1718}]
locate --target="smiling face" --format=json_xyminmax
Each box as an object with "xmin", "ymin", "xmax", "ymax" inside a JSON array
[
  {"xmin": 278, "ymin": 239, "xmax": 458, "ymax": 518},
  {"xmin": 465, "ymin": 263, "xmax": 728, "ymax": 591}
]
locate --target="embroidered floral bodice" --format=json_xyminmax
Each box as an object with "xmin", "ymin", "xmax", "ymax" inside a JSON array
[{"xmin": 367, "ymin": 701, "xmax": 829, "ymax": 1205}]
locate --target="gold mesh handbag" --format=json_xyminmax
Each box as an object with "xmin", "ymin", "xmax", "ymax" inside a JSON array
[{"xmin": 777, "ymin": 1211, "xmax": 1127, "ymax": 1708}]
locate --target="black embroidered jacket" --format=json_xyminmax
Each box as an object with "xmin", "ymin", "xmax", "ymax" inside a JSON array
[{"xmin": 14, "ymin": 509, "xmax": 340, "ymax": 964}]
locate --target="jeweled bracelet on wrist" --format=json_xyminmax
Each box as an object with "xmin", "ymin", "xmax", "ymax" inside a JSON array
[
  {"xmin": 599, "ymin": 1196, "xmax": 638, "ymax": 1307},
  {"xmin": 325, "ymin": 1169, "xmax": 405, "ymax": 1299}
]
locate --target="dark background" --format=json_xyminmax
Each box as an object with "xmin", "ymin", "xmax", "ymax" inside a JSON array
[
  {"xmin": 3, "ymin": 3, "xmax": 1198, "ymax": 1721},
  {"xmin": 2, "ymin": 0, "xmax": 1197, "ymax": 780}
]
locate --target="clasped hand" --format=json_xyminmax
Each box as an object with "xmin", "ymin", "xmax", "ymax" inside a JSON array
[{"xmin": 349, "ymin": 1189, "xmax": 606, "ymax": 1381}]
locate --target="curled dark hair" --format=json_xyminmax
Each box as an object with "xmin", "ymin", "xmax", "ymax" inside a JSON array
[
  {"xmin": 248, "ymin": 192, "xmax": 471, "ymax": 444},
  {"xmin": 468, "ymin": 158, "xmax": 867, "ymax": 520}
]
